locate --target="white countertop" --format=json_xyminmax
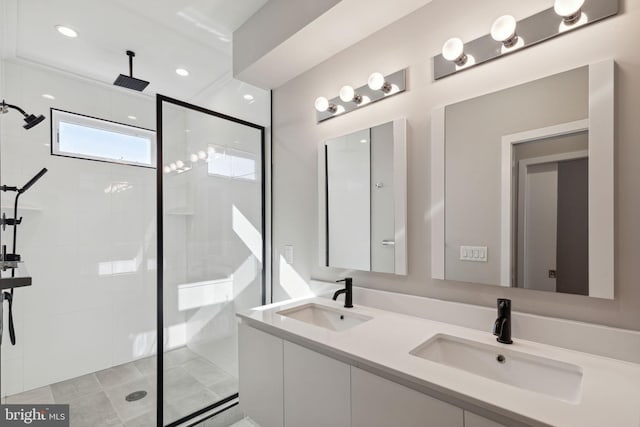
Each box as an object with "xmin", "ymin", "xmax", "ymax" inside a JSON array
[{"xmin": 238, "ymin": 297, "xmax": 640, "ymax": 427}]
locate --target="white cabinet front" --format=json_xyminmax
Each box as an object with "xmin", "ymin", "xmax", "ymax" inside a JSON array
[
  {"xmin": 283, "ymin": 341, "xmax": 351, "ymax": 427},
  {"xmin": 238, "ymin": 323, "xmax": 284, "ymax": 427},
  {"xmin": 464, "ymin": 411, "xmax": 507, "ymax": 427},
  {"xmin": 351, "ymin": 367, "xmax": 464, "ymax": 427}
]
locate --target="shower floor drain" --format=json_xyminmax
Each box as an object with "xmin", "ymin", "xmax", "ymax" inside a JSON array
[{"xmin": 125, "ymin": 390, "xmax": 148, "ymax": 402}]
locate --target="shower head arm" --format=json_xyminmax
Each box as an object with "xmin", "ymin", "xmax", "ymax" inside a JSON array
[
  {"xmin": 127, "ymin": 50, "xmax": 135, "ymax": 78},
  {"xmin": 1, "ymin": 101, "xmax": 28, "ymax": 118}
]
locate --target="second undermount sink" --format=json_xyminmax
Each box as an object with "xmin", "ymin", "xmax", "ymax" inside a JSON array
[
  {"xmin": 410, "ymin": 334, "xmax": 583, "ymax": 403},
  {"xmin": 277, "ymin": 303, "xmax": 372, "ymax": 332}
]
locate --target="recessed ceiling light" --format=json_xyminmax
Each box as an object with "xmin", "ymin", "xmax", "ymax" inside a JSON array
[
  {"xmin": 42, "ymin": 94, "xmax": 55, "ymax": 100},
  {"xmin": 175, "ymin": 68, "xmax": 189, "ymax": 77},
  {"xmin": 55, "ymin": 25, "xmax": 78, "ymax": 38},
  {"xmin": 243, "ymin": 94, "xmax": 254, "ymax": 101},
  {"xmin": 128, "ymin": 115, "xmax": 137, "ymax": 120}
]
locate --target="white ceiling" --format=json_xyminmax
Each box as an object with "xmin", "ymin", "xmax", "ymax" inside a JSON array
[{"xmin": 1, "ymin": 0, "xmax": 268, "ymax": 100}]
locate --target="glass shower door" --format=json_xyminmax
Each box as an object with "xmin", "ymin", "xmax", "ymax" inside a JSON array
[{"xmin": 156, "ymin": 96, "xmax": 265, "ymax": 426}]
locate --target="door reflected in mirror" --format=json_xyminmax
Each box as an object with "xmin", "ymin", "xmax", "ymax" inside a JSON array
[
  {"xmin": 513, "ymin": 131, "xmax": 588, "ymax": 295},
  {"xmin": 319, "ymin": 119, "xmax": 407, "ymax": 275}
]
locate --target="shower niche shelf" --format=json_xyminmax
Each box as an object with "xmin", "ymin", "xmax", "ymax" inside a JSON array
[{"xmin": 166, "ymin": 208, "xmax": 195, "ymax": 216}]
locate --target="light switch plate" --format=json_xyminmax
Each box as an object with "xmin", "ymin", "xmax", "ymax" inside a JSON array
[
  {"xmin": 460, "ymin": 245, "xmax": 488, "ymax": 262},
  {"xmin": 284, "ymin": 245, "xmax": 294, "ymax": 265}
]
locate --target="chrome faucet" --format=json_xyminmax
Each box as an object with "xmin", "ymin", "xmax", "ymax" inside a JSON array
[
  {"xmin": 493, "ymin": 298, "xmax": 513, "ymax": 344},
  {"xmin": 332, "ymin": 277, "xmax": 353, "ymax": 308}
]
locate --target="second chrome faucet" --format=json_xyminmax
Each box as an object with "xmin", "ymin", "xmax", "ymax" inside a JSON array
[{"xmin": 493, "ymin": 298, "xmax": 513, "ymax": 344}]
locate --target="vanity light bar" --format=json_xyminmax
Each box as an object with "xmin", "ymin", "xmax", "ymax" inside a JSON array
[
  {"xmin": 433, "ymin": 0, "xmax": 618, "ymax": 80},
  {"xmin": 315, "ymin": 69, "xmax": 406, "ymax": 123}
]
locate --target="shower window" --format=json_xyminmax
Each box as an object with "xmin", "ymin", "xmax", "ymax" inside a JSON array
[
  {"xmin": 207, "ymin": 146, "xmax": 257, "ymax": 181},
  {"xmin": 51, "ymin": 109, "xmax": 156, "ymax": 167}
]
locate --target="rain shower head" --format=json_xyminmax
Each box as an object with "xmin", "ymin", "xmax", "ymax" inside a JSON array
[
  {"xmin": 114, "ymin": 50, "xmax": 149, "ymax": 92},
  {"xmin": 0, "ymin": 100, "xmax": 46, "ymax": 130},
  {"xmin": 23, "ymin": 114, "xmax": 46, "ymax": 130}
]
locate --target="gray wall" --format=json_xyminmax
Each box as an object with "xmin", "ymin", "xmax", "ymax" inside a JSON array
[{"xmin": 271, "ymin": 0, "xmax": 640, "ymax": 330}]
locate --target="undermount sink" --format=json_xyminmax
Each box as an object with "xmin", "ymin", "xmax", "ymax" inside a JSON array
[
  {"xmin": 277, "ymin": 303, "xmax": 372, "ymax": 332},
  {"xmin": 410, "ymin": 334, "xmax": 583, "ymax": 403}
]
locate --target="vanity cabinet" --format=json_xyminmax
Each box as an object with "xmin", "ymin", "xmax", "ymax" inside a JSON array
[
  {"xmin": 351, "ymin": 367, "xmax": 463, "ymax": 427},
  {"xmin": 239, "ymin": 324, "xmax": 509, "ymax": 427},
  {"xmin": 284, "ymin": 341, "xmax": 351, "ymax": 427},
  {"xmin": 464, "ymin": 412, "xmax": 507, "ymax": 427},
  {"xmin": 238, "ymin": 323, "xmax": 284, "ymax": 427}
]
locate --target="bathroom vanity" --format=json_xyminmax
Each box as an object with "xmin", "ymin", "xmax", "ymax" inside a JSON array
[{"xmin": 237, "ymin": 290, "xmax": 640, "ymax": 427}]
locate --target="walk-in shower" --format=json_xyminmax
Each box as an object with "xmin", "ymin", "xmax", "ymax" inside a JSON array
[{"xmin": 1, "ymin": 58, "xmax": 267, "ymax": 427}]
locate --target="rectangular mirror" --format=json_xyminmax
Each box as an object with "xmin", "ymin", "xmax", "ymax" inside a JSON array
[
  {"xmin": 319, "ymin": 118, "xmax": 407, "ymax": 275},
  {"xmin": 431, "ymin": 61, "xmax": 614, "ymax": 298}
]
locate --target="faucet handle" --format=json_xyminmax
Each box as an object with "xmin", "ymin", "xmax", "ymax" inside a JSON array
[{"xmin": 336, "ymin": 277, "xmax": 352, "ymax": 285}]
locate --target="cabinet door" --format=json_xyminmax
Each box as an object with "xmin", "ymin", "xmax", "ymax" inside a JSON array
[
  {"xmin": 351, "ymin": 367, "xmax": 463, "ymax": 427},
  {"xmin": 283, "ymin": 341, "xmax": 351, "ymax": 427},
  {"xmin": 238, "ymin": 323, "xmax": 284, "ymax": 427},
  {"xmin": 465, "ymin": 412, "xmax": 507, "ymax": 427}
]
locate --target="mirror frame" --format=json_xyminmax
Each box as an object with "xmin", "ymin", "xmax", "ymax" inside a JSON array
[
  {"xmin": 318, "ymin": 118, "xmax": 408, "ymax": 275},
  {"xmin": 430, "ymin": 60, "xmax": 614, "ymax": 298}
]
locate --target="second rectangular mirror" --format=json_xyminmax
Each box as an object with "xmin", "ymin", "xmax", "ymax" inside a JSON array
[
  {"xmin": 431, "ymin": 61, "xmax": 614, "ymax": 299},
  {"xmin": 319, "ymin": 118, "xmax": 407, "ymax": 275}
]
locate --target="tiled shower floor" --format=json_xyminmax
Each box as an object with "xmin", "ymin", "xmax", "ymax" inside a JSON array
[{"xmin": 4, "ymin": 347, "xmax": 239, "ymax": 427}]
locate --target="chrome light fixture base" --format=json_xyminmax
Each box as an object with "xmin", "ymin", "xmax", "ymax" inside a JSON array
[
  {"xmin": 315, "ymin": 69, "xmax": 406, "ymax": 123},
  {"xmin": 433, "ymin": 0, "xmax": 618, "ymax": 80}
]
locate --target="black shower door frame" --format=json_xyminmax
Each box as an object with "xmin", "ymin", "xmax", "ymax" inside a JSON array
[{"xmin": 155, "ymin": 94, "xmax": 266, "ymax": 427}]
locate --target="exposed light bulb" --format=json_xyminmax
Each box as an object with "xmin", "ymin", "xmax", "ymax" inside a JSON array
[
  {"xmin": 163, "ymin": 166, "xmax": 171, "ymax": 174},
  {"xmin": 190, "ymin": 154, "xmax": 198, "ymax": 162},
  {"xmin": 442, "ymin": 37, "xmax": 467, "ymax": 66},
  {"xmin": 197, "ymin": 150, "xmax": 207, "ymax": 160},
  {"xmin": 491, "ymin": 15, "xmax": 519, "ymax": 47},
  {"xmin": 314, "ymin": 96, "xmax": 337, "ymax": 113},
  {"xmin": 367, "ymin": 72, "xmax": 392, "ymax": 93},
  {"xmin": 339, "ymin": 85, "xmax": 362, "ymax": 104},
  {"xmin": 176, "ymin": 160, "xmax": 185, "ymax": 168},
  {"xmin": 339, "ymin": 85, "xmax": 355, "ymax": 102},
  {"xmin": 315, "ymin": 96, "xmax": 329, "ymax": 112},
  {"xmin": 554, "ymin": 0, "xmax": 585, "ymax": 22},
  {"xmin": 368, "ymin": 73, "xmax": 385, "ymax": 90},
  {"xmin": 170, "ymin": 163, "xmax": 177, "ymax": 171}
]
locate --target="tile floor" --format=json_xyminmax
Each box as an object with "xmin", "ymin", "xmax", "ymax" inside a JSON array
[{"xmin": 4, "ymin": 347, "xmax": 239, "ymax": 427}]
